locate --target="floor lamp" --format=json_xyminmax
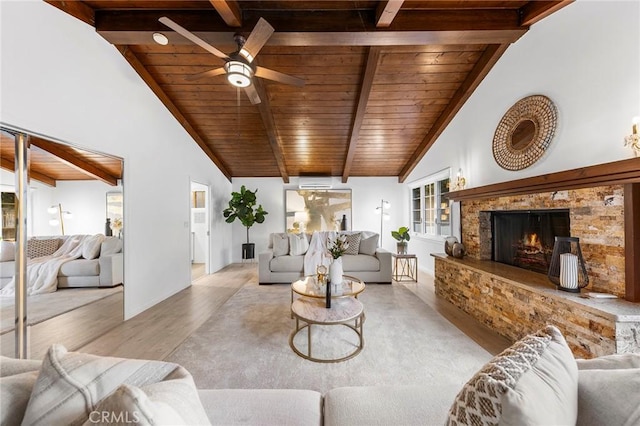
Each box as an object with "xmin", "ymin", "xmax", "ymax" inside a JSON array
[
  {"xmin": 375, "ymin": 199, "xmax": 390, "ymax": 247},
  {"xmin": 48, "ymin": 203, "xmax": 72, "ymax": 235}
]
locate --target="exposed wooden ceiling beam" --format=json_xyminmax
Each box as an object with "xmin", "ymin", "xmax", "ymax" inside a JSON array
[
  {"xmin": 30, "ymin": 137, "xmax": 119, "ymax": 186},
  {"xmin": 44, "ymin": 0, "xmax": 95, "ymax": 26},
  {"xmin": 0, "ymin": 157, "xmax": 57, "ymax": 187},
  {"xmin": 342, "ymin": 46, "xmax": 381, "ymax": 183},
  {"xmin": 209, "ymin": 0, "xmax": 242, "ymax": 27},
  {"xmin": 252, "ymin": 79, "xmax": 290, "ymax": 183},
  {"xmin": 376, "ymin": 1, "xmax": 405, "ymax": 28},
  {"xmin": 95, "ymin": 9, "xmax": 526, "ymax": 46},
  {"xmin": 398, "ymin": 43, "xmax": 511, "ymax": 183},
  {"xmin": 519, "ymin": 0, "xmax": 573, "ymax": 27},
  {"xmin": 115, "ymin": 45, "xmax": 232, "ymax": 181}
]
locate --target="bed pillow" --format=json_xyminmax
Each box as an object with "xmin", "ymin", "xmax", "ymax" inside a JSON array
[
  {"xmin": 81, "ymin": 234, "xmax": 105, "ymax": 260},
  {"xmin": 289, "ymin": 233, "xmax": 309, "ymax": 256},
  {"xmin": 21, "ymin": 344, "xmax": 211, "ymax": 426},
  {"xmin": 26, "ymin": 238, "xmax": 60, "ymax": 259},
  {"xmin": 0, "ymin": 240, "xmax": 15, "ymax": 261},
  {"xmin": 446, "ymin": 325, "xmax": 578, "ymax": 426},
  {"xmin": 271, "ymin": 233, "xmax": 289, "ymax": 257}
]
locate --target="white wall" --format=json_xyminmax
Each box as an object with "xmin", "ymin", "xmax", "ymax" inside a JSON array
[
  {"xmin": 228, "ymin": 177, "xmax": 407, "ymax": 262},
  {"xmin": 1, "ymin": 1, "xmax": 232, "ymax": 319},
  {"xmin": 404, "ymin": 0, "xmax": 640, "ymax": 274}
]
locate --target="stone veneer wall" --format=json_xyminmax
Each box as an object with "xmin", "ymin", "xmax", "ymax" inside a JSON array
[{"xmin": 461, "ymin": 185, "xmax": 625, "ymax": 297}]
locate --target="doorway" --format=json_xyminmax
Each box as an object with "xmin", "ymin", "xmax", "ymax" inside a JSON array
[{"xmin": 190, "ymin": 181, "xmax": 210, "ymax": 281}]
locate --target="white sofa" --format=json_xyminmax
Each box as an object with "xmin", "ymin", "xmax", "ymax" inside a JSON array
[
  {"xmin": 2, "ymin": 326, "xmax": 638, "ymax": 426},
  {"xmin": 0, "ymin": 235, "xmax": 123, "ymax": 289},
  {"xmin": 259, "ymin": 231, "xmax": 392, "ymax": 284}
]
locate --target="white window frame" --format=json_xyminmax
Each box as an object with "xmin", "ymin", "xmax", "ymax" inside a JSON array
[{"xmin": 408, "ymin": 168, "xmax": 452, "ymax": 240}]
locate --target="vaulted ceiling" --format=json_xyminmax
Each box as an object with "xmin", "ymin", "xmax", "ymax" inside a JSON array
[{"xmin": 46, "ymin": 0, "xmax": 571, "ymax": 183}]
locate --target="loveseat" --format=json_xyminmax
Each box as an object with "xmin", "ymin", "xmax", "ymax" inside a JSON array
[
  {"xmin": 259, "ymin": 231, "xmax": 392, "ymax": 284},
  {"xmin": 0, "ymin": 234, "xmax": 123, "ymax": 290},
  {"xmin": 2, "ymin": 326, "xmax": 638, "ymax": 425}
]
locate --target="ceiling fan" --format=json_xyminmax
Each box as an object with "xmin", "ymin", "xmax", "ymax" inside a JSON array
[{"xmin": 158, "ymin": 17, "xmax": 304, "ymax": 105}]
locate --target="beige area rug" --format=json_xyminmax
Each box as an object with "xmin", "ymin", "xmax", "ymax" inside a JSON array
[
  {"xmin": 0, "ymin": 286, "xmax": 123, "ymax": 334},
  {"xmin": 165, "ymin": 283, "xmax": 493, "ymax": 394}
]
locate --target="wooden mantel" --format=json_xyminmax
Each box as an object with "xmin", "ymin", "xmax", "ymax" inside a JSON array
[{"xmin": 445, "ymin": 157, "xmax": 640, "ymax": 303}]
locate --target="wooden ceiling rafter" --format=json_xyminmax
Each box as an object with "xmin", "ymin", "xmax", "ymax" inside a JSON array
[
  {"xmin": 398, "ymin": 43, "xmax": 511, "ymax": 182},
  {"xmin": 376, "ymin": 0, "xmax": 405, "ymax": 28},
  {"xmin": 30, "ymin": 137, "xmax": 119, "ymax": 186},
  {"xmin": 342, "ymin": 46, "xmax": 381, "ymax": 183},
  {"xmin": 519, "ymin": 0, "xmax": 573, "ymax": 26},
  {"xmin": 0, "ymin": 157, "xmax": 57, "ymax": 187},
  {"xmin": 115, "ymin": 45, "xmax": 233, "ymax": 181},
  {"xmin": 209, "ymin": 0, "xmax": 242, "ymax": 27},
  {"xmin": 44, "ymin": 0, "xmax": 95, "ymax": 26}
]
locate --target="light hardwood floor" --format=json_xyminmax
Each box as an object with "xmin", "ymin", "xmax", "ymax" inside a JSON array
[{"xmin": 74, "ymin": 263, "xmax": 510, "ymax": 360}]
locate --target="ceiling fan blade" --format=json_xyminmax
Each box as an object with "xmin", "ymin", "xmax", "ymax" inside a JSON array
[
  {"xmin": 255, "ymin": 66, "xmax": 305, "ymax": 87},
  {"xmin": 185, "ymin": 67, "xmax": 226, "ymax": 81},
  {"xmin": 244, "ymin": 85, "xmax": 261, "ymax": 105},
  {"xmin": 239, "ymin": 18, "xmax": 274, "ymax": 63},
  {"xmin": 159, "ymin": 17, "xmax": 230, "ymax": 61}
]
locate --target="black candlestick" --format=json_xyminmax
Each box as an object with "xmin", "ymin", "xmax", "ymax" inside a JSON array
[{"xmin": 326, "ymin": 281, "xmax": 331, "ymax": 308}]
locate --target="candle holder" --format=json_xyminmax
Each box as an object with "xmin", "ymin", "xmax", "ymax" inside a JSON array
[{"xmin": 547, "ymin": 236, "xmax": 589, "ymax": 293}]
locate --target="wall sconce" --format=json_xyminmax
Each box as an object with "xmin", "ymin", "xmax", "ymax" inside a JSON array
[
  {"xmin": 624, "ymin": 116, "xmax": 640, "ymax": 157},
  {"xmin": 375, "ymin": 199, "xmax": 391, "ymax": 244},
  {"xmin": 48, "ymin": 203, "xmax": 72, "ymax": 235},
  {"xmin": 453, "ymin": 168, "xmax": 466, "ymax": 191}
]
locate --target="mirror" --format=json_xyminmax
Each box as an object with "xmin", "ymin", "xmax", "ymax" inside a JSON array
[
  {"xmin": 509, "ymin": 119, "xmax": 536, "ymax": 150},
  {"xmin": 0, "ymin": 128, "xmax": 124, "ymax": 358}
]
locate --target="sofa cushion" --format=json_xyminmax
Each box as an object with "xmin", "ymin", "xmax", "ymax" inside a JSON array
[
  {"xmin": 342, "ymin": 254, "xmax": 380, "ymax": 272},
  {"xmin": 198, "ymin": 389, "xmax": 323, "ymax": 426},
  {"xmin": 289, "ymin": 233, "xmax": 309, "ymax": 256},
  {"xmin": 270, "ymin": 255, "xmax": 304, "ymax": 273},
  {"xmin": 343, "ymin": 232, "xmax": 361, "ymax": 255},
  {"xmin": 59, "ymin": 259, "xmax": 100, "ymax": 277},
  {"xmin": 272, "ymin": 233, "xmax": 290, "ymax": 257},
  {"xmin": 0, "ymin": 240, "xmax": 15, "ymax": 262},
  {"xmin": 22, "ymin": 344, "xmax": 210, "ymax": 426},
  {"xmin": 575, "ymin": 354, "xmax": 640, "ymax": 426},
  {"xmin": 100, "ymin": 236, "xmax": 123, "ymax": 256},
  {"xmin": 446, "ymin": 325, "xmax": 578, "ymax": 426},
  {"xmin": 0, "ymin": 356, "xmax": 42, "ymax": 426},
  {"xmin": 359, "ymin": 233, "xmax": 379, "ymax": 255},
  {"xmin": 81, "ymin": 234, "xmax": 105, "ymax": 260},
  {"xmin": 26, "ymin": 238, "xmax": 60, "ymax": 259},
  {"xmin": 0, "ymin": 260, "xmax": 15, "ymax": 278}
]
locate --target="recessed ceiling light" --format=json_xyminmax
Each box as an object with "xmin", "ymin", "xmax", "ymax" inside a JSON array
[{"xmin": 152, "ymin": 32, "xmax": 169, "ymax": 45}]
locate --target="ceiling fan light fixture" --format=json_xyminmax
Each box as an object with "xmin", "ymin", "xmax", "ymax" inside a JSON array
[
  {"xmin": 225, "ymin": 61, "xmax": 253, "ymax": 88},
  {"xmin": 239, "ymin": 48, "xmax": 254, "ymax": 63},
  {"xmin": 152, "ymin": 32, "xmax": 169, "ymax": 45}
]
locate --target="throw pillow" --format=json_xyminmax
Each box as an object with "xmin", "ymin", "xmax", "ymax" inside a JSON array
[
  {"xmin": 272, "ymin": 233, "xmax": 289, "ymax": 257},
  {"xmin": 100, "ymin": 237, "xmax": 123, "ymax": 256},
  {"xmin": 343, "ymin": 232, "xmax": 361, "ymax": 255},
  {"xmin": 81, "ymin": 234, "xmax": 105, "ymax": 260},
  {"xmin": 0, "ymin": 240, "xmax": 15, "ymax": 262},
  {"xmin": 21, "ymin": 344, "xmax": 211, "ymax": 426},
  {"xmin": 289, "ymin": 233, "xmax": 309, "ymax": 256},
  {"xmin": 0, "ymin": 356, "xmax": 42, "ymax": 426},
  {"xmin": 359, "ymin": 233, "xmax": 379, "ymax": 255},
  {"xmin": 26, "ymin": 239, "xmax": 60, "ymax": 259},
  {"xmin": 446, "ymin": 325, "xmax": 578, "ymax": 426}
]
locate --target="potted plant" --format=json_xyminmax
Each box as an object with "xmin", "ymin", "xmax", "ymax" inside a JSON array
[
  {"xmin": 391, "ymin": 226, "xmax": 411, "ymax": 255},
  {"xmin": 222, "ymin": 185, "xmax": 268, "ymax": 260}
]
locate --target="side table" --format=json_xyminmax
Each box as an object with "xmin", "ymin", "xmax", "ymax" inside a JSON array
[{"xmin": 392, "ymin": 254, "xmax": 418, "ymax": 282}]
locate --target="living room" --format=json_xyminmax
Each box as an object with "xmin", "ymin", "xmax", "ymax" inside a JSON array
[{"xmin": 2, "ymin": 1, "xmax": 639, "ymax": 424}]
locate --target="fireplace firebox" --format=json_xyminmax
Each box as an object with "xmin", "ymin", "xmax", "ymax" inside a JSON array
[{"xmin": 491, "ymin": 209, "xmax": 570, "ymax": 274}]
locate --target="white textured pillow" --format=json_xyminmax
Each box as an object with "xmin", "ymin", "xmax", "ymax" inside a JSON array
[
  {"xmin": 446, "ymin": 325, "xmax": 578, "ymax": 426},
  {"xmin": 0, "ymin": 240, "xmax": 15, "ymax": 261},
  {"xmin": 22, "ymin": 345, "xmax": 211, "ymax": 426},
  {"xmin": 272, "ymin": 233, "xmax": 289, "ymax": 257},
  {"xmin": 289, "ymin": 233, "xmax": 309, "ymax": 256},
  {"xmin": 343, "ymin": 232, "xmax": 361, "ymax": 255},
  {"xmin": 81, "ymin": 234, "xmax": 105, "ymax": 260},
  {"xmin": 359, "ymin": 234, "xmax": 379, "ymax": 255},
  {"xmin": 100, "ymin": 237, "xmax": 123, "ymax": 256}
]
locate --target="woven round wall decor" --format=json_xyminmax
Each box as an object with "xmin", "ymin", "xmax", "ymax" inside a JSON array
[{"xmin": 492, "ymin": 95, "xmax": 558, "ymax": 171}]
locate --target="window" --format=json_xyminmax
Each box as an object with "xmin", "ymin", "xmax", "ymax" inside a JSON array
[{"xmin": 409, "ymin": 169, "xmax": 451, "ymax": 238}]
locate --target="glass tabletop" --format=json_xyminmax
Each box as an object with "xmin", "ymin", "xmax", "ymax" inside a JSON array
[{"xmin": 291, "ymin": 275, "xmax": 365, "ymax": 298}]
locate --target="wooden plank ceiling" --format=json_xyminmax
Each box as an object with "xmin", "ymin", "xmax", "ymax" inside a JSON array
[
  {"xmin": 46, "ymin": 0, "xmax": 571, "ymax": 183},
  {"xmin": 0, "ymin": 132, "xmax": 122, "ymax": 187}
]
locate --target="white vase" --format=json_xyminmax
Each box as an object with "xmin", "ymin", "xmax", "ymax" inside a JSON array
[{"xmin": 330, "ymin": 257, "xmax": 343, "ymax": 285}]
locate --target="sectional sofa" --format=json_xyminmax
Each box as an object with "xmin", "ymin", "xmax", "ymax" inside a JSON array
[{"xmin": 3, "ymin": 326, "xmax": 638, "ymax": 426}]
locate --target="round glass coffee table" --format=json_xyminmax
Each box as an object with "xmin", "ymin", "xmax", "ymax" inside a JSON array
[{"xmin": 290, "ymin": 275, "xmax": 365, "ymax": 306}]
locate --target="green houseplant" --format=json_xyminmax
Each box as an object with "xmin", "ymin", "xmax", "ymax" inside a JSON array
[
  {"xmin": 391, "ymin": 226, "xmax": 411, "ymax": 255},
  {"xmin": 222, "ymin": 185, "xmax": 268, "ymax": 259}
]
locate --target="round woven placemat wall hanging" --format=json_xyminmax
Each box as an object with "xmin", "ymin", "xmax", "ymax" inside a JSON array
[{"xmin": 492, "ymin": 95, "xmax": 558, "ymax": 171}]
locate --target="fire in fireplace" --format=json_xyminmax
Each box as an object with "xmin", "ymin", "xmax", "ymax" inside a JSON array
[{"xmin": 491, "ymin": 209, "xmax": 570, "ymax": 274}]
